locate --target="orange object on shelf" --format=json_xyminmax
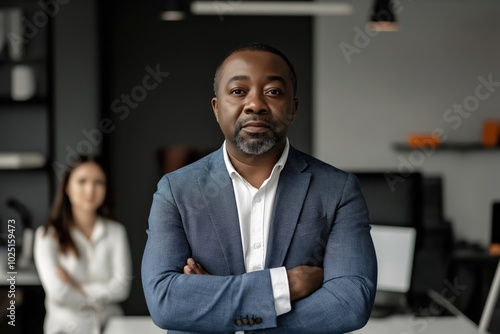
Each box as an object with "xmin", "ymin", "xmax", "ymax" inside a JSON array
[
  {"xmin": 482, "ymin": 120, "xmax": 500, "ymax": 148},
  {"xmin": 408, "ymin": 134, "xmax": 441, "ymax": 149},
  {"xmin": 490, "ymin": 243, "xmax": 500, "ymax": 256}
]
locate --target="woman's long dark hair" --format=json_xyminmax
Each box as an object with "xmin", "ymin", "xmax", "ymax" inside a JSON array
[{"xmin": 44, "ymin": 155, "xmax": 110, "ymax": 257}]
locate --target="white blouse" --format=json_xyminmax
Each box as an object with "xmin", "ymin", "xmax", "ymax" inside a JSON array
[{"xmin": 34, "ymin": 218, "xmax": 132, "ymax": 334}]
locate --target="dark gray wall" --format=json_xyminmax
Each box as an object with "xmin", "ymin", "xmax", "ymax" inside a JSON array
[
  {"xmin": 54, "ymin": 0, "xmax": 100, "ymax": 170},
  {"xmin": 101, "ymin": 3, "xmax": 313, "ymax": 315}
]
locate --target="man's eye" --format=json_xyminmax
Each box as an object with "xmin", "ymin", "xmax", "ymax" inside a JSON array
[
  {"xmin": 230, "ymin": 89, "xmax": 244, "ymax": 95},
  {"xmin": 267, "ymin": 89, "xmax": 282, "ymax": 95}
]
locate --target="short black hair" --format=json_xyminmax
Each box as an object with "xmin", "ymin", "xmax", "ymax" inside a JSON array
[{"xmin": 213, "ymin": 42, "xmax": 297, "ymax": 97}]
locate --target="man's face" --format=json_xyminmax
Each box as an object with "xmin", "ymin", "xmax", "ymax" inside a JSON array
[{"xmin": 212, "ymin": 50, "xmax": 298, "ymax": 156}]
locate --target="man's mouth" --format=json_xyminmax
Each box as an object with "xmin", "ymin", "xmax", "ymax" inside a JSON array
[{"xmin": 241, "ymin": 121, "xmax": 270, "ymax": 133}]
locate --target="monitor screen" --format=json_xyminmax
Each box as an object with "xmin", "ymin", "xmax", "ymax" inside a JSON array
[
  {"xmin": 371, "ymin": 225, "xmax": 417, "ymax": 293},
  {"xmin": 353, "ymin": 172, "xmax": 423, "ymax": 228}
]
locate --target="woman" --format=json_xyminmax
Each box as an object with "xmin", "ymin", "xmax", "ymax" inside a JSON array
[{"xmin": 34, "ymin": 156, "xmax": 132, "ymax": 334}]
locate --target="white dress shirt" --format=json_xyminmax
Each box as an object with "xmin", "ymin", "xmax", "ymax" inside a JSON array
[
  {"xmin": 34, "ymin": 217, "xmax": 132, "ymax": 334},
  {"xmin": 223, "ymin": 139, "xmax": 292, "ymax": 334}
]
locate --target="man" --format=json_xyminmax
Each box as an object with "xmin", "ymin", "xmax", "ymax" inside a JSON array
[{"xmin": 142, "ymin": 43, "xmax": 377, "ymax": 334}]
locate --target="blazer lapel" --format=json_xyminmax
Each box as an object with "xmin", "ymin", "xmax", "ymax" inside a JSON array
[
  {"xmin": 199, "ymin": 149, "xmax": 246, "ymax": 275},
  {"xmin": 265, "ymin": 147, "xmax": 311, "ymax": 268}
]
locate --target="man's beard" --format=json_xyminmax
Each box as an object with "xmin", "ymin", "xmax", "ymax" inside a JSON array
[{"xmin": 232, "ymin": 118, "xmax": 278, "ymax": 155}]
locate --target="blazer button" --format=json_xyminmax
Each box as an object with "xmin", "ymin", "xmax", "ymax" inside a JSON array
[
  {"xmin": 235, "ymin": 319, "xmax": 243, "ymax": 326},
  {"xmin": 248, "ymin": 318, "xmax": 254, "ymax": 325},
  {"xmin": 255, "ymin": 317, "xmax": 262, "ymax": 324},
  {"xmin": 242, "ymin": 317, "xmax": 249, "ymax": 325}
]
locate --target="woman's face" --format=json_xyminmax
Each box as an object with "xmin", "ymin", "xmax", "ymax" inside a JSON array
[{"xmin": 65, "ymin": 162, "xmax": 106, "ymax": 214}]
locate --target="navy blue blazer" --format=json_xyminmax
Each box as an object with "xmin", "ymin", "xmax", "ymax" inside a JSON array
[{"xmin": 142, "ymin": 146, "xmax": 377, "ymax": 334}]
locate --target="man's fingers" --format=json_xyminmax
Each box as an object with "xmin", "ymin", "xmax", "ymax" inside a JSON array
[
  {"xmin": 184, "ymin": 258, "xmax": 209, "ymax": 275},
  {"xmin": 184, "ymin": 265, "xmax": 193, "ymax": 274}
]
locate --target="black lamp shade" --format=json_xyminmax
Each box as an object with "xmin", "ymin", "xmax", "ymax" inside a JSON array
[{"xmin": 370, "ymin": 0, "xmax": 396, "ymax": 22}]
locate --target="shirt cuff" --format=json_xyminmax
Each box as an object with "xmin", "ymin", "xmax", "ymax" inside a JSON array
[{"xmin": 269, "ymin": 267, "xmax": 291, "ymax": 316}]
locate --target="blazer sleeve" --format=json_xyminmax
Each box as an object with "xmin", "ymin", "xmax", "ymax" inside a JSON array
[
  {"xmin": 142, "ymin": 175, "xmax": 279, "ymax": 333},
  {"xmin": 259, "ymin": 173, "xmax": 377, "ymax": 334}
]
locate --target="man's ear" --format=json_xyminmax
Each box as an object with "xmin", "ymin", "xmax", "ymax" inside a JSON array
[
  {"xmin": 290, "ymin": 98, "xmax": 299, "ymax": 123},
  {"xmin": 211, "ymin": 97, "xmax": 219, "ymax": 123}
]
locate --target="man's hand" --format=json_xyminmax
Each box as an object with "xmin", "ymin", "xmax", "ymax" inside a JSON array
[
  {"xmin": 183, "ymin": 258, "xmax": 209, "ymax": 275},
  {"xmin": 287, "ymin": 266, "xmax": 324, "ymax": 302}
]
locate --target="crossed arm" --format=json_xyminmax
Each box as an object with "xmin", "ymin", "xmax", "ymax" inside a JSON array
[
  {"xmin": 184, "ymin": 258, "xmax": 324, "ymax": 303},
  {"xmin": 143, "ymin": 217, "xmax": 375, "ymax": 334},
  {"xmin": 55, "ymin": 266, "xmax": 85, "ymax": 294}
]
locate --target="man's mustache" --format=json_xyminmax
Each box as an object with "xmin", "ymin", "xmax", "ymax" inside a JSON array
[{"xmin": 236, "ymin": 117, "xmax": 276, "ymax": 131}]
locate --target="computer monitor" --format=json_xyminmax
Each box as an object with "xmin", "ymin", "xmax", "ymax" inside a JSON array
[
  {"xmin": 371, "ymin": 225, "xmax": 417, "ymax": 293},
  {"xmin": 353, "ymin": 172, "xmax": 423, "ymax": 230},
  {"xmin": 352, "ymin": 172, "xmax": 423, "ymax": 316},
  {"xmin": 369, "ymin": 225, "xmax": 417, "ymax": 316}
]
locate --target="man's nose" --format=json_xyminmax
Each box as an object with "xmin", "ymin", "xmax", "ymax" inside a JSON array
[{"xmin": 244, "ymin": 92, "xmax": 268, "ymax": 114}]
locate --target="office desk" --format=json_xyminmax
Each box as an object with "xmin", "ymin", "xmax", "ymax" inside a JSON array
[
  {"xmin": 352, "ymin": 314, "xmax": 479, "ymax": 334},
  {"xmin": 103, "ymin": 314, "xmax": 479, "ymax": 334},
  {"xmin": 103, "ymin": 316, "xmax": 166, "ymax": 334}
]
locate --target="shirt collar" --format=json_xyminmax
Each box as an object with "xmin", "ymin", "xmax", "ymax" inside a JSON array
[
  {"xmin": 70, "ymin": 216, "xmax": 106, "ymax": 244},
  {"xmin": 223, "ymin": 138, "xmax": 290, "ymax": 180}
]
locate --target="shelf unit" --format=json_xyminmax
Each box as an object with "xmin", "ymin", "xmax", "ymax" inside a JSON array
[
  {"xmin": 0, "ymin": 2, "xmax": 54, "ymax": 237},
  {"xmin": 393, "ymin": 143, "xmax": 500, "ymax": 152}
]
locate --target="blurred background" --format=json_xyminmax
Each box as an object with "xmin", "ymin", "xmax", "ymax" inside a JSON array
[{"xmin": 0, "ymin": 0, "xmax": 499, "ymax": 333}]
